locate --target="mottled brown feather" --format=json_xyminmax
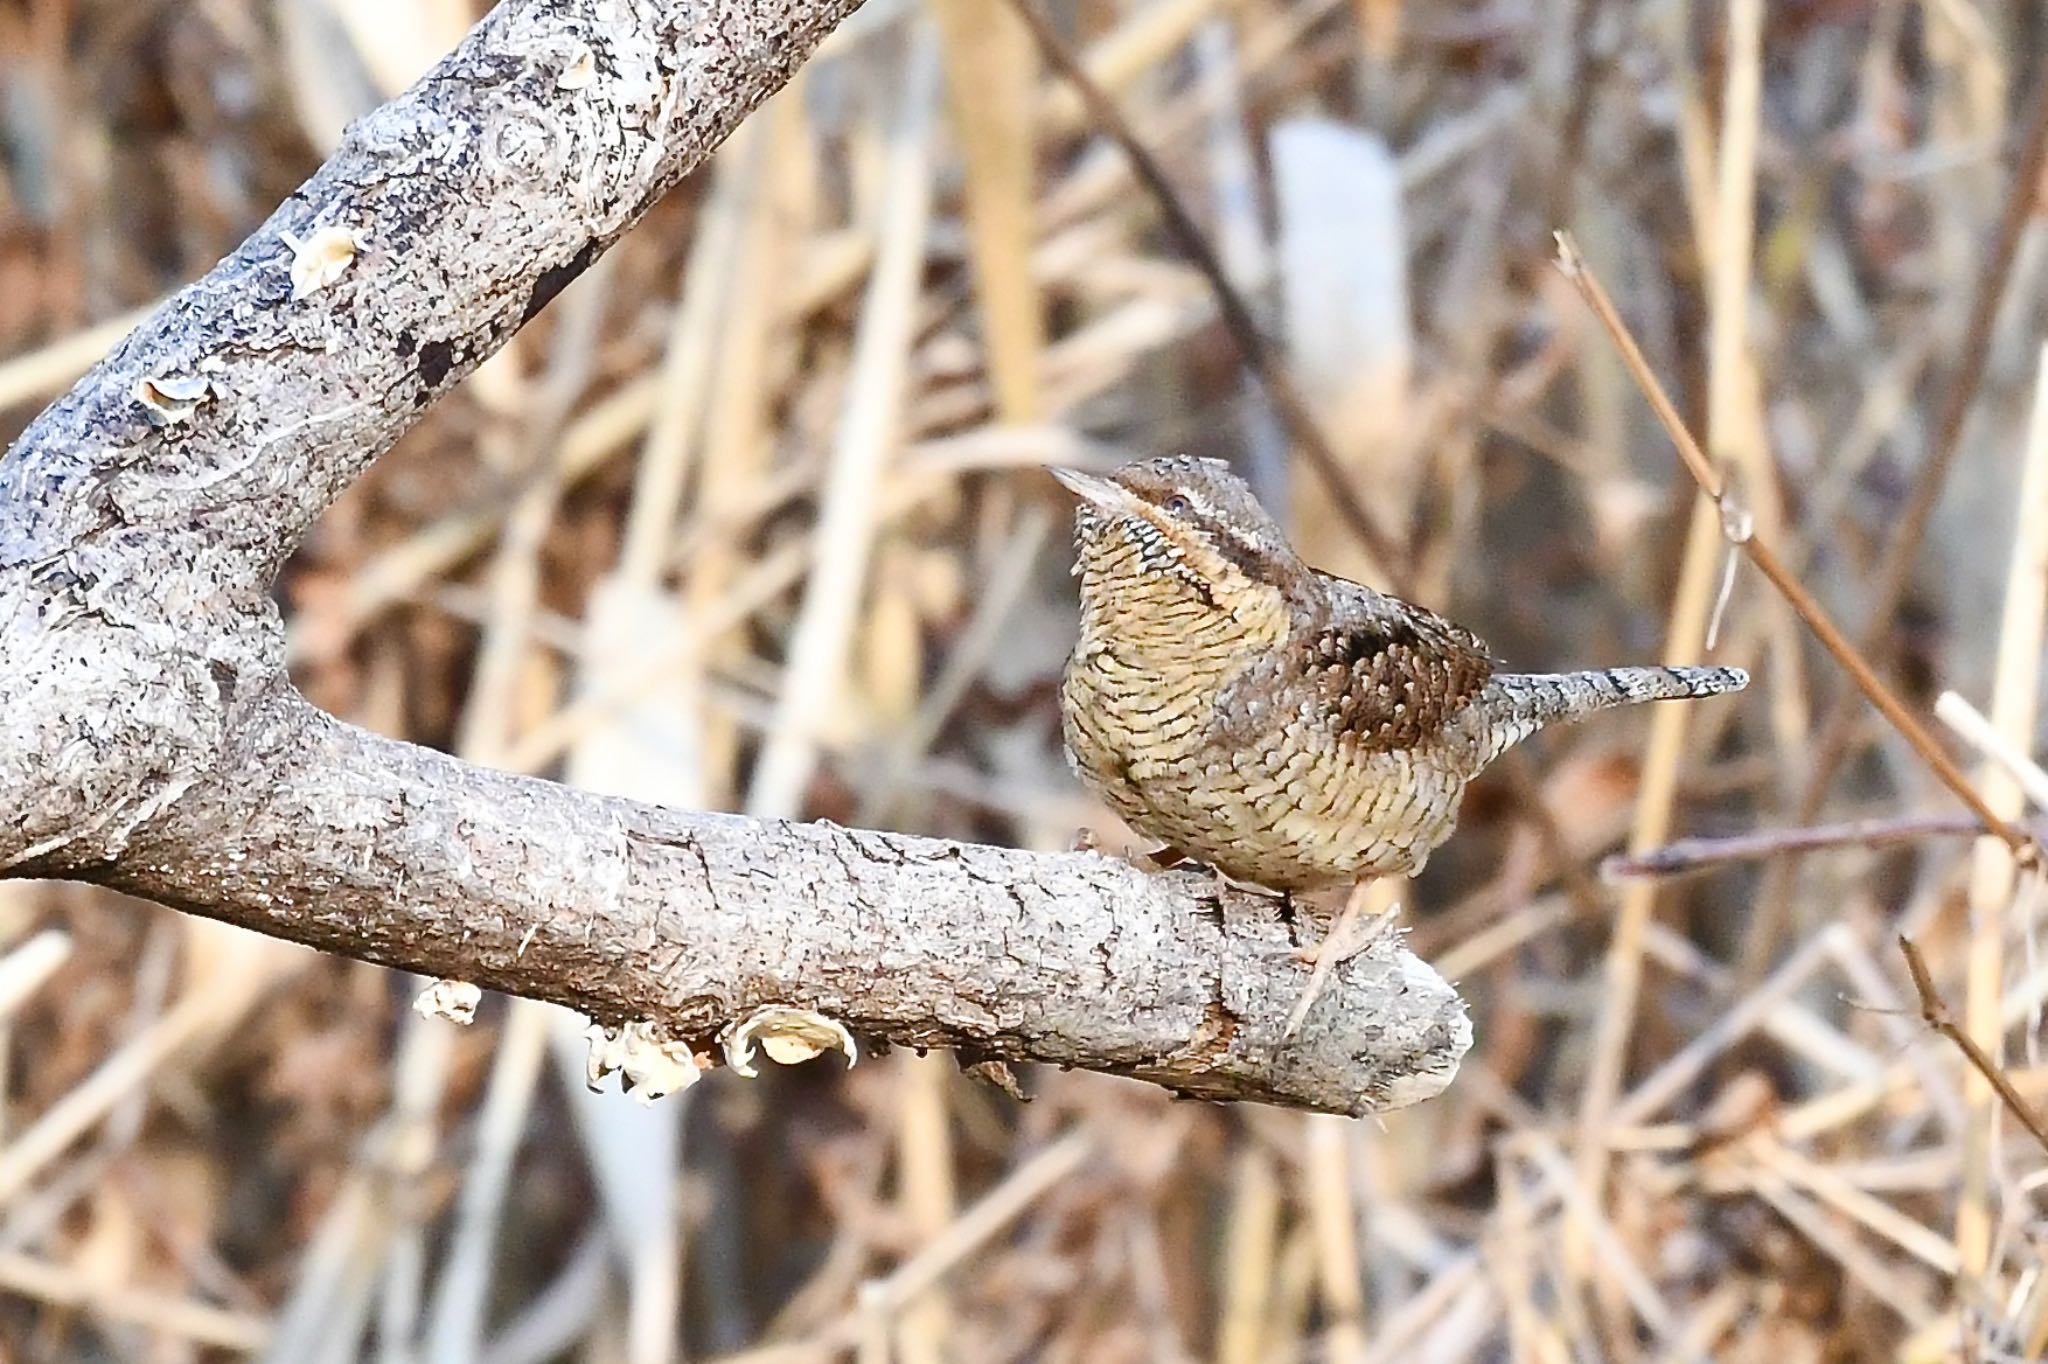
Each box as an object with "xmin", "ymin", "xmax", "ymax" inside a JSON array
[
  {"xmin": 1056, "ymin": 454, "xmax": 1744, "ymax": 893},
  {"xmin": 1291, "ymin": 580, "xmax": 1496, "ymax": 752}
]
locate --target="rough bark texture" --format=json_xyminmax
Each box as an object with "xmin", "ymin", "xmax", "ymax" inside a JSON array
[{"xmin": 0, "ymin": 0, "xmax": 1469, "ymax": 1115}]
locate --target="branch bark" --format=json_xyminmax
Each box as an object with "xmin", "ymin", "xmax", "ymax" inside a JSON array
[{"xmin": 0, "ymin": 0, "xmax": 1469, "ymax": 1115}]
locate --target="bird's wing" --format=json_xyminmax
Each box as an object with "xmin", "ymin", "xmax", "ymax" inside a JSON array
[{"xmin": 1275, "ymin": 579, "xmax": 1497, "ymax": 753}]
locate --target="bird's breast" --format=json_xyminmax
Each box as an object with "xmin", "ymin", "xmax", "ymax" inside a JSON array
[{"xmin": 1061, "ymin": 597, "xmax": 1281, "ymax": 839}]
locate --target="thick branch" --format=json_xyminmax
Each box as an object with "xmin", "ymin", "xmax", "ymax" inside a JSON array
[
  {"xmin": 0, "ymin": 0, "xmax": 1473, "ymax": 1115},
  {"xmin": 87, "ymin": 689, "xmax": 1468, "ymax": 1114}
]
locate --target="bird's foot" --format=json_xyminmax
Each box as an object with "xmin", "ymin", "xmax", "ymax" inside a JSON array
[
  {"xmin": 1284, "ymin": 884, "xmax": 1400, "ymax": 1037},
  {"xmin": 1067, "ymin": 832, "xmax": 1205, "ymax": 877},
  {"xmin": 1209, "ymin": 866, "xmax": 1289, "ymax": 901},
  {"xmin": 1135, "ymin": 842, "xmax": 1197, "ymax": 873}
]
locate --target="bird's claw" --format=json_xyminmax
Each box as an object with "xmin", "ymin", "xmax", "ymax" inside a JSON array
[
  {"xmin": 1135, "ymin": 842, "xmax": 1196, "ymax": 873},
  {"xmin": 1284, "ymin": 887, "xmax": 1398, "ymax": 1036},
  {"xmin": 1068, "ymin": 832, "xmax": 1209, "ymax": 878}
]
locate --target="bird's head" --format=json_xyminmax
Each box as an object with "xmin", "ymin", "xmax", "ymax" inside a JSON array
[{"xmin": 1049, "ymin": 456, "xmax": 1301, "ymax": 627}]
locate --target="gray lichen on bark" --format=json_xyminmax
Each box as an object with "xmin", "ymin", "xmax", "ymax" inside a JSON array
[{"xmin": 0, "ymin": 0, "xmax": 1469, "ymax": 1116}]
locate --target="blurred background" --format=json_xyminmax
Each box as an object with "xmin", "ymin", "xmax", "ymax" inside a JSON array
[{"xmin": 6, "ymin": 0, "xmax": 2048, "ymax": 1358}]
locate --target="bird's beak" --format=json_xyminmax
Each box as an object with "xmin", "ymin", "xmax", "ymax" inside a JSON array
[{"xmin": 1048, "ymin": 466, "xmax": 1129, "ymax": 512}]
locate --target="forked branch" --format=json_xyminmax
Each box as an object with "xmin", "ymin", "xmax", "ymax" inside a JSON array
[{"xmin": 0, "ymin": 0, "xmax": 1468, "ymax": 1116}]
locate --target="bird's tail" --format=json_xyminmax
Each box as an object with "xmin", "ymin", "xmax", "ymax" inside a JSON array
[{"xmin": 1482, "ymin": 665, "xmax": 1748, "ymax": 758}]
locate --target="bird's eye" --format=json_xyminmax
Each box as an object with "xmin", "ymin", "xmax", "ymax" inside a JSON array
[{"xmin": 1161, "ymin": 494, "xmax": 1193, "ymax": 517}]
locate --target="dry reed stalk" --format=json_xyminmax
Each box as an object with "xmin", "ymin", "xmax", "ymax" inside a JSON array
[
  {"xmin": 1572, "ymin": 9, "xmax": 1763, "ymax": 1265},
  {"xmin": 1787, "ymin": 42, "xmax": 2048, "ymax": 829},
  {"xmin": 1353, "ymin": 1252, "xmax": 1488, "ymax": 1364},
  {"xmin": 1698, "ymin": 0, "xmax": 1807, "ymax": 882},
  {"xmin": 1035, "ymin": 0, "xmax": 1371, "ymax": 237},
  {"xmin": 1556, "ymin": 0, "xmax": 1753, "ymax": 1277},
  {"xmin": 893, "ymin": 1045, "xmax": 958, "ymax": 1364},
  {"xmin": 1633, "ymin": 923, "xmax": 1884, "ymax": 1091},
  {"xmin": 474, "ymin": 1232, "xmax": 610, "ymax": 1364},
  {"xmin": 747, "ymin": 27, "xmax": 941, "ymax": 820},
  {"xmin": 1521, "ymin": 1137, "xmax": 1688, "ymax": 1356},
  {"xmin": 423, "ymin": 1000, "xmax": 554, "ymax": 1364},
  {"xmin": 1008, "ymin": 0, "xmax": 1408, "ymax": 585},
  {"xmin": 1216, "ymin": 1142, "xmax": 1280, "ymax": 1364},
  {"xmin": 504, "ymin": 479, "xmax": 957, "ymax": 778},
  {"xmin": 1304, "ymin": 1113, "xmax": 1368, "ymax": 1363},
  {"xmin": 1430, "ymin": 896, "xmax": 1572, "ymax": 984},
  {"xmin": 0, "ymin": 916, "xmax": 294, "ymax": 1275},
  {"xmin": 856, "ymin": 507, "xmax": 1054, "ymax": 826},
  {"xmin": 715, "ymin": 1132, "xmax": 1097, "ymax": 1364},
  {"xmin": 533, "ymin": 441, "xmax": 1082, "ymax": 778},
  {"xmin": 1543, "ymin": 0, "xmax": 1605, "ymax": 229},
  {"xmin": 393, "ymin": 270, "xmax": 617, "ymax": 1360},
  {"xmin": 454, "ymin": 412, "xmax": 562, "ymax": 758},
  {"xmin": 1921, "ymin": 0, "xmax": 2007, "ymax": 254},
  {"xmin": 286, "ymin": 377, "xmax": 656, "ymax": 663},
  {"xmin": 1746, "ymin": 1139, "xmax": 1960, "ymax": 1278},
  {"xmin": 1038, "ymin": 0, "xmax": 1229, "ymax": 137},
  {"xmin": 1490, "ymin": 1150, "xmax": 1571, "ymax": 1364},
  {"xmin": 1350, "ymin": 0, "xmax": 1397, "ymax": 120},
  {"xmin": 1611, "ymin": 926, "xmax": 1843, "ymax": 1132},
  {"xmin": 0, "ymin": 304, "xmax": 155, "ymax": 413},
  {"xmin": 1742, "ymin": 1166, "xmax": 1939, "ymax": 1330},
  {"xmin": 614, "ymin": 138, "xmax": 747, "ymax": 593},
  {"xmin": 931, "ymin": 0, "xmax": 1045, "ymax": 426},
  {"xmin": 1941, "ymin": 692, "xmax": 2048, "ymax": 816},
  {"xmin": 0, "ymin": 931, "xmax": 68, "ymax": 1024},
  {"xmin": 263, "ymin": 1178, "xmax": 382, "ymax": 1363},
  {"xmin": 0, "ymin": 981, "xmax": 262, "ymax": 1206},
  {"xmin": 0, "ymin": 1249, "xmax": 271, "ymax": 1353},
  {"xmin": 1955, "ymin": 344, "xmax": 2048, "ymax": 1292},
  {"xmin": 1193, "ymin": 19, "xmax": 1287, "ymax": 501},
  {"xmin": 690, "ymin": 95, "xmax": 813, "ymax": 806},
  {"xmin": 895, "ymin": 14, "xmax": 1048, "ymax": 1346}
]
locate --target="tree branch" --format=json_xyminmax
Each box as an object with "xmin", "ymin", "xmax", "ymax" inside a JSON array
[{"xmin": 0, "ymin": 0, "xmax": 1470, "ymax": 1115}]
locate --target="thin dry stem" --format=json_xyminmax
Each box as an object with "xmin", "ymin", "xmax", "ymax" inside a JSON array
[
  {"xmin": 1602, "ymin": 812, "xmax": 1996, "ymax": 881},
  {"xmin": 1901, "ymin": 937, "xmax": 2048, "ymax": 1160},
  {"xmin": 1555, "ymin": 233, "xmax": 2031, "ymax": 856}
]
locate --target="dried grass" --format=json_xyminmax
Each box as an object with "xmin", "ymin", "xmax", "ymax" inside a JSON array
[{"xmin": 7, "ymin": 1, "xmax": 2048, "ymax": 1359}]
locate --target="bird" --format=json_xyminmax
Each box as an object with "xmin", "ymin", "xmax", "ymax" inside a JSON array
[{"xmin": 1051, "ymin": 455, "xmax": 1748, "ymax": 903}]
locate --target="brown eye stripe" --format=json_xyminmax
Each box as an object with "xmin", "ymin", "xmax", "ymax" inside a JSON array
[{"xmin": 1183, "ymin": 506, "xmax": 1286, "ymax": 585}]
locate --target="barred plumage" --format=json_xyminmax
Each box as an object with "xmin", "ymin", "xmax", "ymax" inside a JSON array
[
  {"xmin": 1479, "ymin": 665, "xmax": 1750, "ymax": 759},
  {"xmin": 1054, "ymin": 457, "xmax": 1750, "ymax": 894}
]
